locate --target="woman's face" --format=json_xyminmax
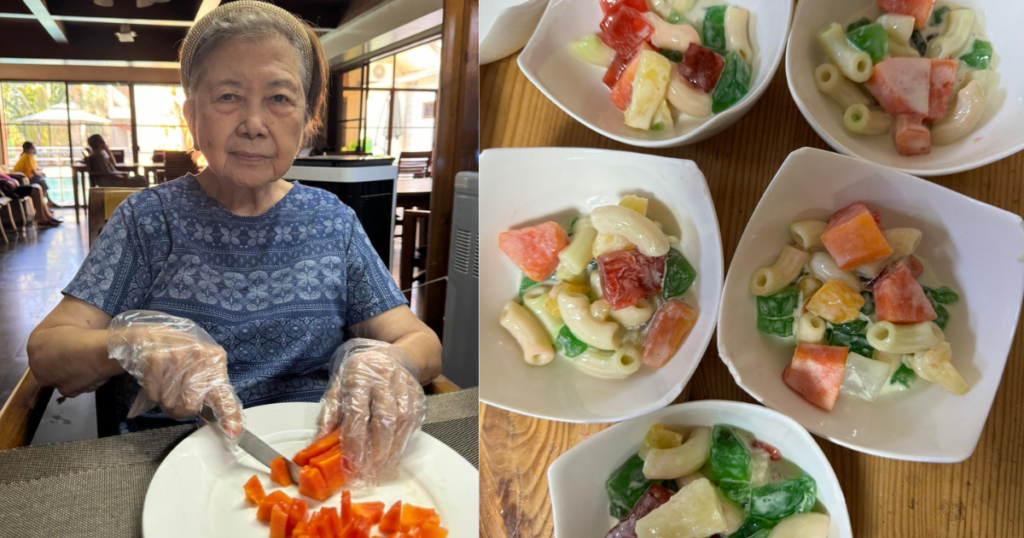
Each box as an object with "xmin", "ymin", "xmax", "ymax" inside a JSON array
[{"xmin": 186, "ymin": 36, "xmax": 306, "ymax": 189}]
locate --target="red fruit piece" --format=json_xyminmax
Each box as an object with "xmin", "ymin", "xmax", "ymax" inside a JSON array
[
  {"xmin": 751, "ymin": 440, "xmax": 782, "ymax": 461},
  {"xmin": 782, "ymin": 343, "xmax": 849, "ymax": 411},
  {"xmin": 598, "ymin": 6, "xmax": 654, "ymax": 57},
  {"xmin": 864, "ymin": 58, "xmax": 931, "ymax": 120},
  {"xmin": 873, "ymin": 260, "xmax": 937, "ymax": 323},
  {"xmin": 678, "ymin": 43, "xmax": 724, "ymax": 93},
  {"xmin": 601, "ymin": 0, "xmax": 649, "ymax": 14},
  {"xmin": 906, "ymin": 255, "xmax": 924, "ymax": 278},
  {"xmin": 820, "ymin": 202, "xmax": 893, "ymax": 270},
  {"xmin": 603, "ymin": 52, "xmax": 630, "ymax": 88},
  {"xmin": 926, "ymin": 58, "xmax": 958, "ymax": 122},
  {"xmin": 895, "ymin": 115, "xmax": 931, "ymax": 156},
  {"xmin": 610, "ymin": 47, "xmax": 646, "ymax": 110},
  {"xmin": 877, "ymin": 0, "xmax": 935, "ymax": 29},
  {"xmin": 498, "ymin": 221, "xmax": 570, "ymax": 282},
  {"xmin": 641, "ymin": 299, "xmax": 698, "ymax": 369},
  {"xmin": 597, "ymin": 249, "xmax": 667, "ymax": 310}
]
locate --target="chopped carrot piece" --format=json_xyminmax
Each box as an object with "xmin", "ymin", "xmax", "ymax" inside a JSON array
[
  {"xmin": 820, "ymin": 201, "xmax": 893, "ymax": 270},
  {"xmin": 379, "ymin": 501, "xmax": 402, "ymax": 534},
  {"xmin": 294, "ymin": 428, "xmax": 341, "ymax": 466},
  {"xmin": 311, "ymin": 446, "xmax": 346, "ymax": 493},
  {"xmin": 874, "ymin": 260, "xmax": 936, "ymax": 323},
  {"xmin": 498, "ymin": 222, "xmax": 570, "ymax": 282},
  {"xmin": 270, "ymin": 456, "xmax": 294, "ymax": 488},
  {"xmin": 877, "ymin": 0, "xmax": 934, "ymax": 29},
  {"xmin": 244, "ymin": 474, "xmax": 266, "ymax": 505},
  {"xmin": 299, "ymin": 466, "xmax": 332, "ymax": 502},
  {"xmin": 783, "ymin": 343, "xmax": 849, "ymax": 411},
  {"xmin": 352, "ymin": 501, "xmax": 386, "ymax": 525},
  {"xmin": 864, "ymin": 58, "xmax": 931, "ymax": 120},
  {"xmin": 400, "ymin": 505, "xmax": 439, "ymax": 532},
  {"xmin": 270, "ymin": 503, "xmax": 289, "ymax": 538},
  {"xmin": 258, "ymin": 491, "xmax": 292, "ymax": 522},
  {"xmin": 894, "ymin": 114, "xmax": 931, "ymax": 156},
  {"xmin": 927, "ymin": 59, "xmax": 958, "ymax": 122}
]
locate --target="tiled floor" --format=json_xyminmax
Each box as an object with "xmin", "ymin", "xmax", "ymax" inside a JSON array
[{"xmin": 1, "ymin": 207, "xmax": 427, "ymax": 445}]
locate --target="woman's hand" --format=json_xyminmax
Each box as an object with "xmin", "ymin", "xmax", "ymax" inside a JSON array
[
  {"xmin": 107, "ymin": 310, "xmax": 244, "ymax": 440},
  {"xmin": 315, "ymin": 339, "xmax": 427, "ymax": 486}
]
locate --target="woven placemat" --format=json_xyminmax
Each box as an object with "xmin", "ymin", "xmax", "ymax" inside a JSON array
[{"xmin": 0, "ymin": 388, "xmax": 478, "ymax": 538}]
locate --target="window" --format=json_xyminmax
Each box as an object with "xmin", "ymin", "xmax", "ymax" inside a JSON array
[
  {"xmin": 336, "ymin": 39, "xmax": 441, "ymax": 157},
  {"xmin": 133, "ymin": 84, "xmax": 190, "ymax": 165}
]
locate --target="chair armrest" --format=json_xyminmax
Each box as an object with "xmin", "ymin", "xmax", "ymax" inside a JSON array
[{"xmin": 424, "ymin": 374, "xmax": 460, "ymax": 395}]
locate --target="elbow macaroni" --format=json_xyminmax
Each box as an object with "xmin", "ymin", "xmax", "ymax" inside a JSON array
[
  {"xmin": 590, "ymin": 205, "xmax": 670, "ymax": 257},
  {"xmin": 590, "ymin": 299, "xmax": 612, "ymax": 321},
  {"xmin": 667, "ymin": 71, "xmax": 713, "ymax": 119},
  {"xmin": 573, "ymin": 346, "xmax": 643, "ymax": 379},
  {"xmin": 610, "ymin": 298, "xmax": 654, "ymax": 328},
  {"xmin": 557, "ymin": 218, "xmax": 597, "ymax": 278},
  {"xmin": 818, "ymin": 23, "xmax": 872, "ymax": 83},
  {"xmin": 867, "ymin": 321, "xmax": 945, "ymax": 354},
  {"xmin": 877, "ymin": 14, "xmax": 915, "ymax": 43},
  {"xmin": 750, "ymin": 245, "xmax": 810, "ymax": 296},
  {"xmin": 522, "ymin": 286, "xmax": 564, "ymax": 340},
  {"xmin": 815, "ymin": 64, "xmax": 873, "ymax": 110},
  {"xmin": 558, "ymin": 292, "xmax": 623, "ymax": 350},
  {"xmin": 928, "ymin": 9, "xmax": 975, "ymax": 59},
  {"xmin": 796, "ymin": 312, "xmax": 827, "ymax": 344},
  {"xmin": 724, "ymin": 7, "xmax": 753, "ymax": 65},
  {"xmin": 843, "ymin": 104, "xmax": 894, "ymax": 136},
  {"xmin": 643, "ymin": 12, "xmax": 701, "ymax": 53},
  {"xmin": 789, "ymin": 220, "xmax": 828, "ymax": 250},
  {"xmin": 500, "ymin": 301, "xmax": 555, "ymax": 366},
  {"xmin": 590, "ymin": 271, "xmax": 604, "ymax": 299},
  {"xmin": 932, "ymin": 81, "xmax": 986, "ymax": 146},
  {"xmin": 808, "ymin": 250, "xmax": 862, "ymax": 292}
]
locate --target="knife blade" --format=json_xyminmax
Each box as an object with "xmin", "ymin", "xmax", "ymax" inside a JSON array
[{"xmin": 198, "ymin": 404, "xmax": 301, "ymax": 484}]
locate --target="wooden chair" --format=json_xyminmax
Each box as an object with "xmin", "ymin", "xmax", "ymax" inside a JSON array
[
  {"xmin": 155, "ymin": 151, "xmax": 199, "ymax": 184},
  {"xmin": 0, "ymin": 369, "xmax": 53, "ymax": 450},
  {"xmin": 399, "ymin": 209, "xmax": 430, "ymax": 300},
  {"xmin": 397, "ymin": 151, "xmax": 432, "ymax": 179}
]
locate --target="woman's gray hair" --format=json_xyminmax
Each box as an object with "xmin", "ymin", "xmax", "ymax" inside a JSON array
[{"xmin": 179, "ymin": 0, "xmax": 329, "ymax": 141}]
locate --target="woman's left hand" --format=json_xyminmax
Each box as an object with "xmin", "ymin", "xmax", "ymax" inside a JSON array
[{"xmin": 315, "ymin": 339, "xmax": 426, "ymax": 486}]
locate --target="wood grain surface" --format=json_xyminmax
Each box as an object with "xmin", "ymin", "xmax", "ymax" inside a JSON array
[{"xmin": 478, "ymin": 50, "xmax": 1024, "ymax": 538}]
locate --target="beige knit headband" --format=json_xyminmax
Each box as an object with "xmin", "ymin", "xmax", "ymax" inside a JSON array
[{"xmin": 179, "ymin": 0, "xmax": 314, "ymax": 95}]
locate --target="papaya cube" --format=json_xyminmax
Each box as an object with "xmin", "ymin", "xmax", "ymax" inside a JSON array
[
  {"xmin": 877, "ymin": 0, "xmax": 934, "ymax": 29},
  {"xmin": 298, "ymin": 466, "xmax": 332, "ymax": 502},
  {"xmin": 287, "ymin": 499, "xmax": 308, "ymax": 536},
  {"xmin": 310, "ymin": 445, "xmax": 346, "ymax": 493},
  {"xmin": 498, "ymin": 221, "xmax": 570, "ymax": 282},
  {"xmin": 783, "ymin": 343, "xmax": 849, "ymax": 411},
  {"xmin": 352, "ymin": 501, "xmax": 386, "ymax": 525},
  {"xmin": 642, "ymin": 299, "xmax": 698, "ymax": 369},
  {"xmin": 864, "ymin": 58, "xmax": 931, "ymax": 120},
  {"xmin": 419, "ymin": 522, "xmax": 450, "ymax": 538},
  {"xmin": 820, "ymin": 202, "xmax": 893, "ymax": 270},
  {"xmin": 270, "ymin": 456, "xmax": 293, "ymax": 488},
  {"xmin": 611, "ymin": 48, "xmax": 645, "ymax": 111},
  {"xmin": 244, "ymin": 474, "xmax": 266, "ymax": 505},
  {"xmin": 806, "ymin": 279, "xmax": 865, "ymax": 324},
  {"xmin": 927, "ymin": 59, "xmax": 958, "ymax": 122},
  {"xmin": 400, "ymin": 505, "xmax": 439, "ymax": 532},
  {"xmin": 258, "ymin": 491, "xmax": 293, "ymax": 522},
  {"xmin": 874, "ymin": 260, "xmax": 937, "ymax": 323},
  {"xmin": 294, "ymin": 428, "xmax": 340, "ymax": 466},
  {"xmin": 270, "ymin": 503, "xmax": 289, "ymax": 538},
  {"xmin": 379, "ymin": 501, "xmax": 403, "ymax": 534}
]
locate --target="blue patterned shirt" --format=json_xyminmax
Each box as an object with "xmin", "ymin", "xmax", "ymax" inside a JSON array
[{"xmin": 64, "ymin": 175, "xmax": 407, "ymax": 431}]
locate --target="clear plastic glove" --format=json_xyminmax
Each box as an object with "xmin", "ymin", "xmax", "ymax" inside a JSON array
[
  {"xmin": 107, "ymin": 310, "xmax": 244, "ymax": 442},
  {"xmin": 315, "ymin": 338, "xmax": 427, "ymax": 487}
]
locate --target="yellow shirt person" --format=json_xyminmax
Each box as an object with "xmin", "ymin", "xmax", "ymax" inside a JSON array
[{"xmin": 13, "ymin": 151, "xmax": 40, "ymax": 176}]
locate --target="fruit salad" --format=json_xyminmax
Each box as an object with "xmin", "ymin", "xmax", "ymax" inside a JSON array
[
  {"xmin": 571, "ymin": 0, "xmax": 756, "ymax": 132},
  {"xmin": 813, "ymin": 0, "xmax": 998, "ymax": 155},
  {"xmin": 750, "ymin": 201, "xmax": 968, "ymax": 412},
  {"xmin": 498, "ymin": 194, "xmax": 699, "ymax": 379},
  {"xmin": 605, "ymin": 423, "xmax": 831, "ymax": 538}
]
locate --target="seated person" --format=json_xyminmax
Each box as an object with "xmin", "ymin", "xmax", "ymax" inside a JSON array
[
  {"xmin": 12, "ymin": 141, "xmax": 59, "ymax": 207},
  {"xmin": 86, "ymin": 135, "xmax": 147, "ymax": 188},
  {"xmin": 0, "ymin": 165, "xmax": 61, "ymax": 226}
]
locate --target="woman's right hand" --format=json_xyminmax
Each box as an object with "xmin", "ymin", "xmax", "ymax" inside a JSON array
[{"xmin": 107, "ymin": 310, "xmax": 244, "ymax": 440}]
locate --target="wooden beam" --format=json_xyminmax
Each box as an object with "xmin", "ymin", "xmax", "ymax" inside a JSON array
[
  {"xmin": 195, "ymin": 0, "xmax": 222, "ymax": 22},
  {"xmin": 21, "ymin": 0, "xmax": 67, "ymax": 44},
  {"xmin": 424, "ymin": 0, "xmax": 479, "ymax": 336},
  {"xmin": 0, "ymin": 369, "xmax": 53, "ymax": 450},
  {"xmin": 0, "ymin": 63, "xmax": 180, "ymax": 84},
  {"xmin": 0, "ymin": 13, "xmax": 193, "ymax": 27}
]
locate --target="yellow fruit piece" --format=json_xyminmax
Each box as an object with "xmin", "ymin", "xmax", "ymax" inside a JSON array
[
  {"xmin": 635, "ymin": 478, "xmax": 728, "ymax": 538},
  {"xmin": 593, "ymin": 232, "xmax": 635, "ymax": 257},
  {"xmin": 625, "ymin": 51, "xmax": 672, "ymax": 130},
  {"xmin": 908, "ymin": 342, "xmax": 969, "ymax": 395},
  {"xmin": 798, "ymin": 275, "xmax": 823, "ymax": 298},
  {"xmin": 805, "ymin": 279, "xmax": 865, "ymax": 324},
  {"xmin": 619, "ymin": 195, "xmax": 649, "ymax": 216},
  {"xmin": 639, "ymin": 424, "xmax": 683, "ymax": 459}
]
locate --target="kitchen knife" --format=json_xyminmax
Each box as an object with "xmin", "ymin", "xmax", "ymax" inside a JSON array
[{"xmin": 198, "ymin": 404, "xmax": 301, "ymax": 484}]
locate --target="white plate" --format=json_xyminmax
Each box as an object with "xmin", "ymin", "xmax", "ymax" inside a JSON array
[
  {"xmin": 786, "ymin": 0, "xmax": 1024, "ymax": 176},
  {"xmin": 479, "ymin": 147, "xmax": 724, "ymax": 423},
  {"xmin": 718, "ymin": 148, "xmax": 1024, "ymax": 462},
  {"xmin": 480, "ymin": 0, "xmax": 549, "ymax": 65},
  {"xmin": 548, "ymin": 400, "xmax": 854, "ymax": 538},
  {"xmin": 142, "ymin": 403, "xmax": 479, "ymax": 537},
  {"xmin": 518, "ymin": 0, "xmax": 792, "ymax": 148}
]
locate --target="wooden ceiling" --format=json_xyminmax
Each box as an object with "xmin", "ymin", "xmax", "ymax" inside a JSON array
[{"xmin": 0, "ymin": 0, "xmax": 384, "ymax": 63}]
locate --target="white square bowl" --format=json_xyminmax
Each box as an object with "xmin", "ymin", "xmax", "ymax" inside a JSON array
[
  {"xmin": 480, "ymin": 0, "xmax": 549, "ymax": 65},
  {"xmin": 479, "ymin": 148, "xmax": 723, "ymax": 423},
  {"xmin": 548, "ymin": 400, "xmax": 854, "ymax": 538},
  {"xmin": 718, "ymin": 147, "xmax": 1024, "ymax": 462},
  {"xmin": 518, "ymin": 0, "xmax": 792, "ymax": 148},
  {"xmin": 786, "ymin": 0, "xmax": 1024, "ymax": 176}
]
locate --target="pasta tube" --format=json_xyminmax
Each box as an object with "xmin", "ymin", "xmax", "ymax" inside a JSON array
[
  {"xmin": 609, "ymin": 298, "xmax": 654, "ymax": 328},
  {"xmin": 808, "ymin": 250, "xmax": 862, "ymax": 292},
  {"xmin": 814, "ymin": 64, "xmax": 872, "ymax": 110},
  {"xmin": 590, "ymin": 205, "xmax": 670, "ymax": 257},
  {"xmin": 724, "ymin": 6, "xmax": 753, "ymax": 65},
  {"xmin": 932, "ymin": 80, "xmax": 986, "ymax": 146},
  {"xmin": 556, "ymin": 218, "xmax": 597, "ymax": 278},
  {"xmin": 927, "ymin": 9, "xmax": 974, "ymax": 59},
  {"xmin": 590, "ymin": 299, "xmax": 612, "ymax": 321},
  {"xmin": 522, "ymin": 286, "xmax": 564, "ymax": 341},
  {"xmin": 844, "ymin": 104, "xmax": 894, "ymax": 135},
  {"xmin": 590, "ymin": 271, "xmax": 604, "ymax": 299},
  {"xmin": 867, "ymin": 321, "xmax": 944, "ymax": 354},
  {"xmin": 789, "ymin": 220, "xmax": 828, "ymax": 250},
  {"xmin": 796, "ymin": 312, "xmax": 827, "ymax": 344},
  {"xmin": 877, "ymin": 14, "xmax": 915, "ymax": 43},
  {"xmin": 667, "ymin": 71, "xmax": 713, "ymax": 119},
  {"xmin": 750, "ymin": 245, "xmax": 810, "ymax": 296},
  {"xmin": 649, "ymin": 0, "xmax": 697, "ymax": 20},
  {"xmin": 643, "ymin": 12, "xmax": 701, "ymax": 53},
  {"xmin": 558, "ymin": 292, "xmax": 622, "ymax": 350},
  {"xmin": 500, "ymin": 301, "xmax": 555, "ymax": 366},
  {"xmin": 817, "ymin": 23, "xmax": 872, "ymax": 83},
  {"xmin": 856, "ymin": 227, "xmax": 922, "ymax": 277},
  {"xmin": 887, "ymin": 39, "xmax": 921, "ymax": 58},
  {"xmin": 573, "ymin": 346, "xmax": 643, "ymax": 379},
  {"xmin": 643, "ymin": 426, "xmax": 712, "ymax": 479},
  {"xmin": 965, "ymin": 69, "xmax": 999, "ymax": 96}
]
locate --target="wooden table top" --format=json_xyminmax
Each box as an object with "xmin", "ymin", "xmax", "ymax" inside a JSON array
[{"xmin": 479, "ymin": 52, "xmax": 1024, "ymax": 538}]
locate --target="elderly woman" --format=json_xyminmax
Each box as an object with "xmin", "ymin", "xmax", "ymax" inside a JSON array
[{"xmin": 27, "ymin": 1, "xmax": 440, "ymax": 484}]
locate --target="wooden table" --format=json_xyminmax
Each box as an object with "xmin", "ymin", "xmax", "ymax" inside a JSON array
[
  {"xmin": 479, "ymin": 52, "xmax": 1024, "ymax": 538},
  {"xmin": 397, "ymin": 177, "xmax": 433, "ymax": 210},
  {"xmin": 70, "ymin": 163, "xmax": 146, "ymax": 222}
]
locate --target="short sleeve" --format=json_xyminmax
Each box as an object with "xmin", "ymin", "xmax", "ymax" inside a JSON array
[
  {"xmin": 63, "ymin": 197, "xmax": 154, "ymax": 316},
  {"xmin": 342, "ymin": 207, "xmax": 408, "ymax": 326}
]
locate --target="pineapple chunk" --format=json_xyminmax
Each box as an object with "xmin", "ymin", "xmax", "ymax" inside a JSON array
[
  {"xmin": 635, "ymin": 478, "xmax": 728, "ymax": 538},
  {"xmin": 805, "ymin": 279, "xmax": 865, "ymax": 324},
  {"xmin": 798, "ymin": 275, "xmax": 823, "ymax": 298},
  {"xmin": 873, "ymin": 350, "xmax": 905, "ymax": 378},
  {"xmin": 651, "ymin": 100, "xmax": 675, "ymax": 131},
  {"xmin": 768, "ymin": 513, "xmax": 830, "ymax": 538},
  {"xmin": 619, "ymin": 195, "xmax": 649, "ymax": 216},
  {"xmin": 639, "ymin": 424, "xmax": 683, "ymax": 459},
  {"xmin": 625, "ymin": 51, "xmax": 672, "ymax": 130},
  {"xmin": 716, "ymin": 491, "xmax": 745, "ymax": 535},
  {"xmin": 907, "ymin": 342, "xmax": 969, "ymax": 395},
  {"xmin": 593, "ymin": 232, "xmax": 635, "ymax": 257}
]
